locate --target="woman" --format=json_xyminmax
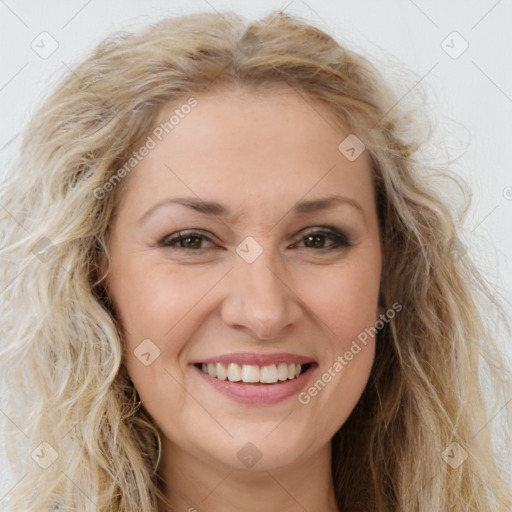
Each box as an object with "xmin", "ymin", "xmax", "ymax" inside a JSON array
[{"xmin": 1, "ymin": 10, "xmax": 511, "ymax": 512}]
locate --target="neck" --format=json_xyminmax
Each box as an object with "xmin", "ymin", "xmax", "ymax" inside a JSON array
[{"xmin": 157, "ymin": 438, "xmax": 340, "ymax": 512}]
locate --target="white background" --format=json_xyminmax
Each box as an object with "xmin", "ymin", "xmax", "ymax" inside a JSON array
[{"xmin": 1, "ymin": 0, "xmax": 511, "ymax": 500}]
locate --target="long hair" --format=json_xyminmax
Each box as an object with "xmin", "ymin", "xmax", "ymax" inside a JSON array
[{"xmin": 1, "ymin": 10, "xmax": 511, "ymax": 511}]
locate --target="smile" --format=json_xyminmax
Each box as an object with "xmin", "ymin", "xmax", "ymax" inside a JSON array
[
  {"xmin": 197, "ymin": 362, "xmax": 311, "ymax": 383},
  {"xmin": 190, "ymin": 352, "xmax": 317, "ymax": 404}
]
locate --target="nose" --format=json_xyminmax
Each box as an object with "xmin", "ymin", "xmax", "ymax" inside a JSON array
[{"xmin": 220, "ymin": 252, "xmax": 302, "ymax": 340}]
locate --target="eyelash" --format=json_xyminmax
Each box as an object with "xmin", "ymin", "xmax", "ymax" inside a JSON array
[{"xmin": 156, "ymin": 227, "xmax": 352, "ymax": 253}]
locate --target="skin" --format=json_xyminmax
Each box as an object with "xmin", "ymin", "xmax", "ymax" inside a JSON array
[{"xmin": 102, "ymin": 85, "xmax": 383, "ymax": 512}]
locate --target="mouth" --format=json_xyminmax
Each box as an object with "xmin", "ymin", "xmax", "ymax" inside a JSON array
[
  {"xmin": 194, "ymin": 361, "xmax": 314, "ymax": 385},
  {"xmin": 190, "ymin": 353, "xmax": 317, "ymax": 404}
]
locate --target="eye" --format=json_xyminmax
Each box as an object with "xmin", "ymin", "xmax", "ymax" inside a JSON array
[
  {"xmin": 294, "ymin": 227, "xmax": 352, "ymax": 251},
  {"xmin": 158, "ymin": 230, "xmax": 214, "ymax": 251}
]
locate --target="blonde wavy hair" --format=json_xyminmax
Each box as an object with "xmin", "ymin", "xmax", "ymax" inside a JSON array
[{"xmin": 1, "ymin": 10, "xmax": 511, "ymax": 512}]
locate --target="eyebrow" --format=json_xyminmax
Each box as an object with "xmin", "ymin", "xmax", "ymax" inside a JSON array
[{"xmin": 138, "ymin": 194, "xmax": 366, "ymax": 224}]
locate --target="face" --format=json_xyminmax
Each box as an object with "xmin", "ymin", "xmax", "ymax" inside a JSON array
[{"xmin": 103, "ymin": 86, "xmax": 383, "ymax": 473}]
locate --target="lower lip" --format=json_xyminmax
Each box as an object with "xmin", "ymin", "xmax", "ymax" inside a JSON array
[{"xmin": 193, "ymin": 364, "xmax": 317, "ymax": 405}]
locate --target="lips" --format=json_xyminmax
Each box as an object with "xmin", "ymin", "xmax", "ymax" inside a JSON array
[{"xmin": 190, "ymin": 352, "xmax": 317, "ymax": 404}]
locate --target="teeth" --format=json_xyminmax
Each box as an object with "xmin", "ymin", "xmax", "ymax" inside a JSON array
[
  {"xmin": 277, "ymin": 362, "xmax": 288, "ymax": 381},
  {"xmin": 200, "ymin": 362, "xmax": 306, "ymax": 383},
  {"xmin": 216, "ymin": 362, "xmax": 227, "ymax": 380},
  {"xmin": 227, "ymin": 363, "xmax": 242, "ymax": 382},
  {"xmin": 260, "ymin": 364, "xmax": 278, "ymax": 383},
  {"xmin": 241, "ymin": 364, "xmax": 260, "ymax": 382}
]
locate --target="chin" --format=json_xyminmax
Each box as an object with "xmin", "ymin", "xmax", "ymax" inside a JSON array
[{"xmin": 192, "ymin": 426, "xmax": 319, "ymax": 472}]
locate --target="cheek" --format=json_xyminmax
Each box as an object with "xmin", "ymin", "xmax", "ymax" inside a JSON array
[
  {"xmin": 110, "ymin": 265, "xmax": 203, "ymax": 414},
  {"xmin": 296, "ymin": 266, "xmax": 378, "ymax": 431},
  {"xmin": 299, "ymin": 258, "xmax": 380, "ymax": 400},
  {"xmin": 108, "ymin": 260, "xmax": 228, "ymax": 394},
  {"xmin": 306, "ymin": 258, "xmax": 381, "ymax": 339},
  {"xmin": 108, "ymin": 258, "xmax": 211, "ymax": 338}
]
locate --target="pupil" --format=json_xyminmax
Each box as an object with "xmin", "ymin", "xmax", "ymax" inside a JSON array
[
  {"xmin": 305, "ymin": 235, "xmax": 324, "ymax": 248},
  {"xmin": 184, "ymin": 236, "xmax": 201, "ymax": 248}
]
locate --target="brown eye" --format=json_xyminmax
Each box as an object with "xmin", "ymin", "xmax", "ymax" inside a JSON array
[
  {"xmin": 159, "ymin": 231, "xmax": 214, "ymax": 250},
  {"xmin": 296, "ymin": 228, "xmax": 351, "ymax": 250}
]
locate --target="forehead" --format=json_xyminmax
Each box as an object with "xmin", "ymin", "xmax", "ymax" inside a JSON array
[{"xmin": 115, "ymin": 86, "xmax": 376, "ymax": 223}]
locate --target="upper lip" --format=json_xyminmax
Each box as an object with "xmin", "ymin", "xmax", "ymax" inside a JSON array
[{"xmin": 190, "ymin": 352, "xmax": 316, "ymax": 366}]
